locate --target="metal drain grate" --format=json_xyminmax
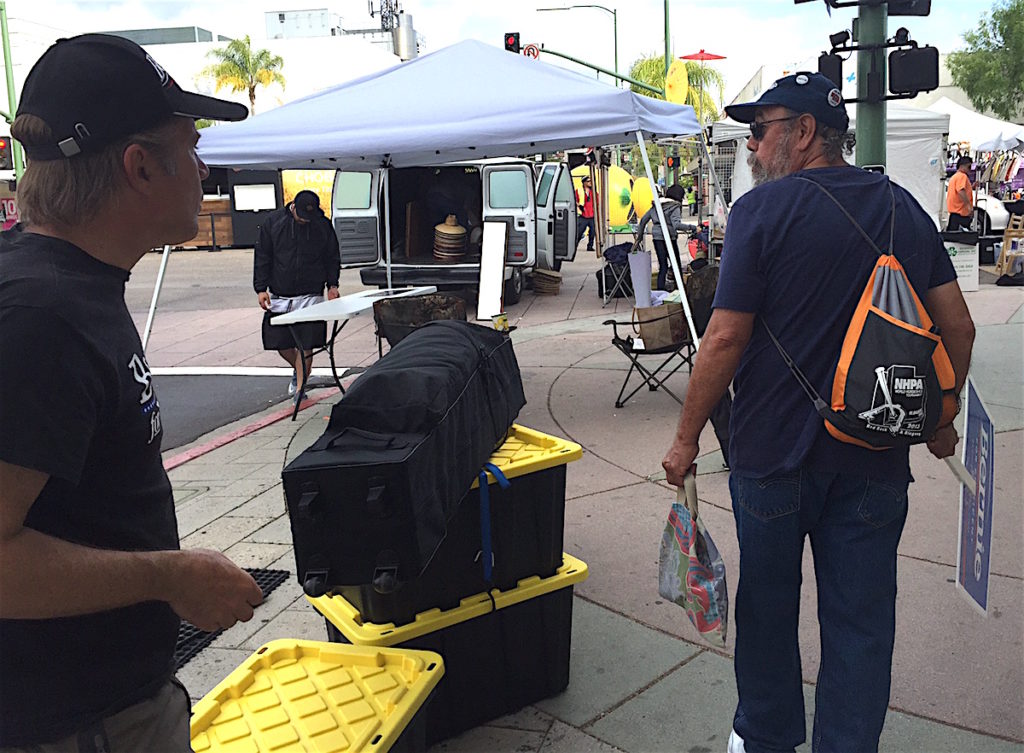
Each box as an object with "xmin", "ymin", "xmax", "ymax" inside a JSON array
[{"xmin": 174, "ymin": 568, "xmax": 290, "ymax": 669}]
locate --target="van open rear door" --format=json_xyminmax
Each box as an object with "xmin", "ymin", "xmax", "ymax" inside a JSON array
[
  {"xmin": 332, "ymin": 170, "xmax": 382, "ymax": 268},
  {"xmin": 482, "ymin": 164, "xmax": 535, "ymax": 266},
  {"xmin": 551, "ymin": 164, "xmax": 578, "ymax": 264}
]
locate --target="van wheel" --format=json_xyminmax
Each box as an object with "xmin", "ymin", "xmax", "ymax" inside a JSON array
[
  {"xmin": 976, "ymin": 211, "xmax": 990, "ymax": 236},
  {"xmin": 505, "ymin": 268, "xmax": 523, "ymax": 304}
]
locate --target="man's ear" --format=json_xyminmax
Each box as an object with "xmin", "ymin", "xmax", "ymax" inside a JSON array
[
  {"xmin": 122, "ymin": 143, "xmax": 154, "ymax": 195},
  {"xmin": 795, "ymin": 114, "xmax": 819, "ymax": 152}
]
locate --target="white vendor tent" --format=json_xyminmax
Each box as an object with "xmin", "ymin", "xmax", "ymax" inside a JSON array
[
  {"xmin": 711, "ymin": 104, "xmax": 950, "ymax": 227},
  {"xmin": 198, "ymin": 39, "xmax": 700, "ymax": 170},
  {"xmin": 925, "ymin": 97, "xmax": 1024, "ymax": 153}
]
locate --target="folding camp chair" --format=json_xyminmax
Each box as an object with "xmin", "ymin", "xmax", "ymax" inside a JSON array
[
  {"xmin": 603, "ymin": 319, "xmax": 694, "ymax": 408},
  {"xmin": 600, "ymin": 239, "xmax": 637, "ymax": 306}
]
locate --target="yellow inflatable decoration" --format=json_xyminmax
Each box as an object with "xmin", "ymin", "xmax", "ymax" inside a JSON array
[
  {"xmin": 630, "ymin": 177, "xmax": 655, "ymax": 219},
  {"xmin": 570, "ymin": 164, "xmax": 634, "ymax": 226},
  {"xmin": 665, "ymin": 59, "xmax": 689, "ymax": 105}
]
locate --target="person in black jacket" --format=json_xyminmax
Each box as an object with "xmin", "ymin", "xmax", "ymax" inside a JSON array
[{"xmin": 253, "ymin": 190, "xmax": 341, "ymax": 397}]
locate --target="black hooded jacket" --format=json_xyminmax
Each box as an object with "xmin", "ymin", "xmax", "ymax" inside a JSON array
[{"xmin": 253, "ymin": 204, "xmax": 341, "ymax": 297}]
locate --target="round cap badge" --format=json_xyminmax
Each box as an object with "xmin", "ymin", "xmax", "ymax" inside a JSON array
[
  {"xmin": 827, "ymin": 88, "xmax": 842, "ymax": 107},
  {"xmin": 796, "ymin": 74, "xmax": 809, "ymax": 85}
]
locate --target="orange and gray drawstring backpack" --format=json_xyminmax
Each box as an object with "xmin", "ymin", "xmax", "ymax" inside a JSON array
[{"xmin": 764, "ymin": 177, "xmax": 958, "ymax": 449}]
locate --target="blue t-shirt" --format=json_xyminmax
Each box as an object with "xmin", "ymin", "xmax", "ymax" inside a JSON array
[{"xmin": 714, "ymin": 166, "xmax": 957, "ymax": 480}]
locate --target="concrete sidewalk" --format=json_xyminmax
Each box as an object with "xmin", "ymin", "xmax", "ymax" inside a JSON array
[{"xmin": 154, "ymin": 250, "xmax": 1024, "ymax": 752}]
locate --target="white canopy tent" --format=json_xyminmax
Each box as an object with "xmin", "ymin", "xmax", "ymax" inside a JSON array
[
  {"xmin": 925, "ymin": 97, "xmax": 1024, "ymax": 152},
  {"xmin": 188, "ymin": 40, "xmax": 707, "ymax": 344},
  {"xmin": 710, "ymin": 104, "xmax": 950, "ymax": 227},
  {"xmin": 198, "ymin": 39, "xmax": 700, "ymax": 171}
]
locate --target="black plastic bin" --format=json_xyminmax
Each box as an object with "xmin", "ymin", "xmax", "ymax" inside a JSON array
[
  {"xmin": 309, "ymin": 555, "xmax": 588, "ymax": 745},
  {"xmin": 335, "ymin": 430, "xmax": 576, "ymax": 625}
]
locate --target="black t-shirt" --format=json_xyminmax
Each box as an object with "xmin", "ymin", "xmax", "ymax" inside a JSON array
[{"xmin": 0, "ymin": 229, "xmax": 180, "ymax": 746}]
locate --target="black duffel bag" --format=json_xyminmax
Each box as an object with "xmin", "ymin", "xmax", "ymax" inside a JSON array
[{"xmin": 283, "ymin": 320, "xmax": 525, "ymax": 597}]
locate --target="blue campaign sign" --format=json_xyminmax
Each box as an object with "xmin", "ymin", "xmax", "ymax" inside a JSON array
[{"xmin": 956, "ymin": 377, "xmax": 995, "ymax": 614}]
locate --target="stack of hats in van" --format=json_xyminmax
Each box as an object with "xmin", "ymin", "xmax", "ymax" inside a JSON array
[{"xmin": 433, "ymin": 214, "xmax": 468, "ymax": 261}]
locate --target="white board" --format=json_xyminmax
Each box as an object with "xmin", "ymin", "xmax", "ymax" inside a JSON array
[
  {"xmin": 476, "ymin": 221, "xmax": 507, "ymax": 321},
  {"xmin": 233, "ymin": 183, "xmax": 278, "ymax": 212}
]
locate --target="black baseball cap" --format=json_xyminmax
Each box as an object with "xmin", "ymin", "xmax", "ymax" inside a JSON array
[
  {"xmin": 292, "ymin": 190, "xmax": 323, "ymax": 221},
  {"xmin": 725, "ymin": 71, "xmax": 849, "ymax": 132},
  {"xmin": 16, "ymin": 34, "xmax": 249, "ymax": 161}
]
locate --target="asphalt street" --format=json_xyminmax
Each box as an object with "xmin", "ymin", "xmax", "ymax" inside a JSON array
[{"xmin": 154, "ymin": 374, "xmax": 290, "ymax": 451}]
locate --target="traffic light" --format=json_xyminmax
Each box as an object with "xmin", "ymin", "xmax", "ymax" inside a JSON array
[
  {"xmin": 818, "ymin": 52, "xmax": 843, "ymax": 87},
  {"xmin": 0, "ymin": 137, "xmax": 11, "ymax": 171},
  {"xmin": 889, "ymin": 45, "xmax": 938, "ymax": 94},
  {"xmin": 504, "ymin": 32, "xmax": 520, "ymax": 54}
]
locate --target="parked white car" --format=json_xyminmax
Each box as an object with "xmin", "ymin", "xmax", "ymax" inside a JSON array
[{"xmin": 975, "ymin": 189, "xmax": 1009, "ymax": 236}]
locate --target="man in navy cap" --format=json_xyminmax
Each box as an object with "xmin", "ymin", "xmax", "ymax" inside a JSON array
[
  {"xmin": 662, "ymin": 73, "xmax": 975, "ymax": 753},
  {"xmin": 0, "ymin": 35, "xmax": 263, "ymax": 751}
]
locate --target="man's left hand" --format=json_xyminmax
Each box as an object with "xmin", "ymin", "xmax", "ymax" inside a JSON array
[
  {"xmin": 663, "ymin": 440, "xmax": 699, "ymax": 487},
  {"xmin": 327, "ymin": 286, "xmax": 340, "ymax": 301},
  {"xmin": 927, "ymin": 424, "xmax": 959, "ymax": 459}
]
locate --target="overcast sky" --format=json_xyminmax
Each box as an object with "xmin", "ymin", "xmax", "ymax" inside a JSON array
[{"xmin": 3, "ymin": 0, "xmax": 996, "ymax": 103}]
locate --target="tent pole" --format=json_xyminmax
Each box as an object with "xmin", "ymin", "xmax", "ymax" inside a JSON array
[
  {"xmin": 634, "ymin": 130, "xmax": 700, "ymax": 348},
  {"xmin": 141, "ymin": 244, "xmax": 171, "ymax": 352},
  {"xmin": 383, "ymin": 170, "xmax": 393, "ymax": 288}
]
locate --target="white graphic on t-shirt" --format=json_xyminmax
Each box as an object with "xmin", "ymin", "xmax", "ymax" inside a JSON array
[{"xmin": 128, "ymin": 353, "xmax": 153, "ymax": 404}]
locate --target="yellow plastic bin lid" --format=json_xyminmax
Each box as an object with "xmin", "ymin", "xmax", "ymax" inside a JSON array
[
  {"xmin": 472, "ymin": 424, "xmax": 583, "ymax": 488},
  {"xmin": 190, "ymin": 640, "xmax": 443, "ymax": 753},
  {"xmin": 309, "ymin": 554, "xmax": 588, "ymax": 647}
]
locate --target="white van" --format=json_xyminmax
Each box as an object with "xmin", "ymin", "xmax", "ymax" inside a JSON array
[{"xmin": 332, "ymin": 160, "xmax": 578, "ymax": 303}]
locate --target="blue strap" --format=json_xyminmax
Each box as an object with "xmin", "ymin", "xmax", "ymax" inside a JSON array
[{"xmin": 478, "ymin": 462, "xmax": 510, "ymax": 584}]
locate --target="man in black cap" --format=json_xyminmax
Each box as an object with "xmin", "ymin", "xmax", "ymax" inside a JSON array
[
  {"xmin": 662, "ymin": 72, "xmax": 975, "ymax": 753},
  {"xmin": 253, "ymin": 188, "xmax": 341, "ymax": 399},
  {"xmin": 0, "ymin": 34, "xmax": 264, "ymax": 751}
]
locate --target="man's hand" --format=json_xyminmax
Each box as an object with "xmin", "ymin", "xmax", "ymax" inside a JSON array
[
  {"xmin": 162, "ymin": 550, "xmax": 263, "ymax": 632},
  {"xmin": 663, "ymin": 440, "xmax": 699, "ymax": 487},
  {"xmin": 327, "ymin": 286, "xmax": 340, "ymax": 301},
  {"xmin": 927, "ymin": 424, "xmax": 959, "ymax": 459},
  {"xmin": 257, "ymin": 291, "xmax": 271, "ymax": 311}
]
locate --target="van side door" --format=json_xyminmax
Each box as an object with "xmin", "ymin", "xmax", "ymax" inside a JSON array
[
  {"xmin": 534, "ymin": 163, "xmax": 558, "ymax": 270},
  {"xmin": 332, "ymin": 170, "xmax": 381, "ymax": 267},
  {"xmin": 482, "ymin": 164, "xmax": 536, "ymax": 266}
]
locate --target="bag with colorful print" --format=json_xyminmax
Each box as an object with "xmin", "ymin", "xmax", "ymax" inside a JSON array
[{"xmin": 658, "ymin": 468, "xmax": 728, "ymax": 647}]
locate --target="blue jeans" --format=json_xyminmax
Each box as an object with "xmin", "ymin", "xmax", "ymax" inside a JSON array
[
  {"xmin": 729, "ymin": 468, "xmax": 909, "ymax": 753},
  {"xmin": 576, "ymin": 217, "xmax": 596, "ymax": 250}
]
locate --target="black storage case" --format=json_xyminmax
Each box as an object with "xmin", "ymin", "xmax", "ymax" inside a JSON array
[
  {"xmin": 324, "ymin": 586, "xmax": 574, "ymax": 745},
  {"xmin": 335, "ymin": 463, "xmax": 568, "ymax": 625},
  {"xmin": 283, "ymin": 321, "xmax": 525, "ymax": 596}
]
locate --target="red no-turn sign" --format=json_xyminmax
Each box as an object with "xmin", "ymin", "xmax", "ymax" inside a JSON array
[{"xmin": 523, "ymin": 44, "xmax": 540, "ymax": 59}]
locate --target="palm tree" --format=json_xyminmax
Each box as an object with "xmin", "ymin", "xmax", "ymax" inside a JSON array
[
  {"xmin": 201, "ymin": 35, "xmax": 285, "ymax": 115},
  {"xmin": 628, "ymin": 54, "xmax": 725, "ymax": 124}
]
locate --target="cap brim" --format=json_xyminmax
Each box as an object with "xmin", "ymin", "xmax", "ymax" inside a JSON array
[
  {"xmin": 169, "ymin": 88, "xmax": 249, "ymax": 122},
  {"xmin": 723, "ymin": 102, "xmax": 760, "ymax": 123}
]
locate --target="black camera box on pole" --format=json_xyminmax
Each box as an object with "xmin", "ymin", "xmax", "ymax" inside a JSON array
[{"xmin": 282, "ymin": 320, "xmax": 525, "ymax": 597}]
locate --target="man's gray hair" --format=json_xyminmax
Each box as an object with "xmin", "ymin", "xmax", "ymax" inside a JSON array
[{"xmin": 818, "ymin": 124, "xmax": 856, "ymax": 162}]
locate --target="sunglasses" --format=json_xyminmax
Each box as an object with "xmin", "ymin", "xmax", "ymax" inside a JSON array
[{"xmin": 749, "ymin": 116, "xmax": 799, "ymax": 141}]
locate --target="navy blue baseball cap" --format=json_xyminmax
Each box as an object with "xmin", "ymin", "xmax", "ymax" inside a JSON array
[{"xmin": 725, "ymin": 71, "xmax": 849, "ymax": 132}]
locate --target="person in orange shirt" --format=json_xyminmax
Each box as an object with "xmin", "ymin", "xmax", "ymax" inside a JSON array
[{"xmin": 946, "ymin": 156, "xmax": 975, "ymax": 231}]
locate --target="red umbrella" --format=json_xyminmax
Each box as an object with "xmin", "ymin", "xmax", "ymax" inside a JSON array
[{"xmin": 680, "ymin": 49, "xmax": 726, "ymax": 61}]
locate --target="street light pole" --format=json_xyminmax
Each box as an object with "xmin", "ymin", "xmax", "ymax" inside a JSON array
[{"xmin": 537, "ymin": 4, "xmax": 618, "ymax": 86}]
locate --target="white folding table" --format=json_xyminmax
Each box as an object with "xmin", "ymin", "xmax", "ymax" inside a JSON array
[{"xmin": 272, "ymin": 286, "xmax": 437, "ymax": 419}]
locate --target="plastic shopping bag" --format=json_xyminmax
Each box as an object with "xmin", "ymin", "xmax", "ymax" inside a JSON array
[{"xmin": 658, "ymin": 469, "xmax": 729, "ymax": 647}]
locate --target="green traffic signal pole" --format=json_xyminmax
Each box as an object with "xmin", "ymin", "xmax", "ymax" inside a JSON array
[
  {"xmin": 0, "ymin": 1, "xmax": 23, "ymax": 179},
  {"xmin": 855, "ymin": 2, "xmax": 887, "ymax": 168},
  {"xmin": 539, "ymin": 47, "xmax": 663, "ymax": 96},
  {"xmin": 664, "ymin": 0, "xmax": 670, "ymax": 75}
]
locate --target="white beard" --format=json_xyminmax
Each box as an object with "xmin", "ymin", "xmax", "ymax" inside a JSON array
[{"xmin": 748, "ymin": 127, "xmax": 798, "ymax": 186}]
